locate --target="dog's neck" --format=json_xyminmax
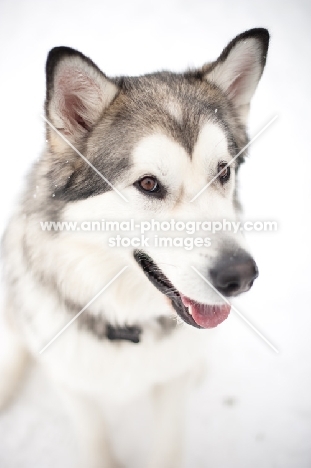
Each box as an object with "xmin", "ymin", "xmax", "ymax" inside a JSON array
[{"xmin": 77, "ymin": 313, "xmax": 177, "ymax": 344}]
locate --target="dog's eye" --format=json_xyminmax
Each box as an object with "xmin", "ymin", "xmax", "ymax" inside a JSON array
[
  {"xmin": 134, "ymin": 176, "xmax": 166, "ymax": 199},
  {"xmin": 217, "ymin": 162, "xmax": 231, "ymax": 184},
  {"xmin": 139, "ymin": 176, "xmax": 158, "ymax": 192}
]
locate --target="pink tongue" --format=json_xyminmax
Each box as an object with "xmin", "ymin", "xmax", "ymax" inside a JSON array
[{"xmin": 181, "ymin": 295, "xmax": 231, "ymax": 328}]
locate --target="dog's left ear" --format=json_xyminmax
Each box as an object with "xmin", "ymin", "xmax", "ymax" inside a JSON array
[{"xmin": 204, "ymin": 28, "xmax": 269, "ymax": 122}]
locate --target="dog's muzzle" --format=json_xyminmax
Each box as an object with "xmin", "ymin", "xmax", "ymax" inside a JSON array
[{"xmin": 133, "ymin": 248, "xmax": 258, "ymax": 329}]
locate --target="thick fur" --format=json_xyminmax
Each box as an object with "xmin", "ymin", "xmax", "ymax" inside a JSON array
[{"xmin": 0, "ymin": 28, "xmax": 269, "ymax": 468}]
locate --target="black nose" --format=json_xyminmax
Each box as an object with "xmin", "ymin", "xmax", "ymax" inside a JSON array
[{"xmin": 210, "ymin": 251, "xmax": 258, "ymax": 297}]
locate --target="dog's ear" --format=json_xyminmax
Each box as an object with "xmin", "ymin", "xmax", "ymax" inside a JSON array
[
  {"xmin": 204, "ymin": 28, "xmax": 269, "ymax": 122},
  {"xmin": 45, "ymin": 47, "xmax": 118, "ymax": 150}
]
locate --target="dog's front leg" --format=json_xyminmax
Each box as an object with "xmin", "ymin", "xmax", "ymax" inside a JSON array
[
  {"xmin": 148, "ymin": 373, "xmax": 191, "ymax": 468},
  {"xmin": 0, "ymin": 315, "xmax": 30, "ymax": 410},
  {"xmin": 57, "ymin": 386, "xmax": 119, "ymax": 468}
]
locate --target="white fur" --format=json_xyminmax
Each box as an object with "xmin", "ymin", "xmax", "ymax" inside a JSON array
[
  {"xmin": 165, "ymin": 99, "xmax": 183, "ymax": 123},
  {"xmin": 0, "ymin": 34, "xmax": 262, "ymax": 464},
  {"xmin": 0, "ymin": 121, "xmax": 242, "ymax": 466},
  {"xmin": 1, "ymin": 210, "xmax": 207, "ymax": 467}
]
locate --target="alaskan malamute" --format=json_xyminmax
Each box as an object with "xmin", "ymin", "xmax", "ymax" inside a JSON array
[{"xmin": 1, "ymin": 28, "xmax": 269, "ymax": 468}]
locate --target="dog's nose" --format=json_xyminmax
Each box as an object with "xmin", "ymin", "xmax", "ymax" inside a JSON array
[{"xmin": 210, "ymin": 251, "xmax": 258, "ymax": 297}]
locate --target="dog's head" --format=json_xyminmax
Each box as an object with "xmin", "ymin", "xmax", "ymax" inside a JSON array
[{"xmin": 42, "ymin": 29, "xmax": 269, "ymax": 328}]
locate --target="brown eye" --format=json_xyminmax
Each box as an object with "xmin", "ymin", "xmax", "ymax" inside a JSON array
[
  {"xmin": 138, "ymin": 176, "xmax": 159, "ymax": 192},
  {"xmin": 218, "ymin": 162, "xmax": 231, "ymax": 184},
  {"xmin": 134, "ymin": 175, "xmax": 166, "ymax": 199}
]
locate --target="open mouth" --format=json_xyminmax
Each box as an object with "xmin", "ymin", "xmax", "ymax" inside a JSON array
[{"xmin": 133, "ymin": 250, "xmax": 231, "ymax": 329}]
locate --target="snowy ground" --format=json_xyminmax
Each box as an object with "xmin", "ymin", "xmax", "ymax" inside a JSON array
[{"xmin": 0, "ymin": 0, "xmax": 311, "ymax": 467}]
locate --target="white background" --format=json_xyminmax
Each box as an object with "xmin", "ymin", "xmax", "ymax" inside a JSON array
[{"xmin": 0, "ymin": 0, "xmax": 311, "ymax": 467}]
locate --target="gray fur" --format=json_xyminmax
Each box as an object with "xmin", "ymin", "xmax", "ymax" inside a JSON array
[
  {"xmin": 0, "ymin": 29, "xmax": 270, "ymax": 468},
  {"xmin": 22, "ymin": 58, "xmax": 250, "ymax": 223}
]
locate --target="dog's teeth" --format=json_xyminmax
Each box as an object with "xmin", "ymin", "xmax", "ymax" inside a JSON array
[{"xmin": 188, "ymin": 305, "xmax": 193, "ymax": 316}]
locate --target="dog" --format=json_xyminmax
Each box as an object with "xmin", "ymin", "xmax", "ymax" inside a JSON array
[{"xmin": 0, "ymin": 28, "xmax": 269, "ymax": 468}]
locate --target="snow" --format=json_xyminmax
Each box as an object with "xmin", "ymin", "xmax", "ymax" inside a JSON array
[{"xmin": 1, "ymin": 0, "xmax": 311, "ymax": 466}]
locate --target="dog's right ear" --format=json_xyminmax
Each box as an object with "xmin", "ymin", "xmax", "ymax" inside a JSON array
[{"xmin": 45, "ymin": 47, "xmax": 118, "ymax": 150}]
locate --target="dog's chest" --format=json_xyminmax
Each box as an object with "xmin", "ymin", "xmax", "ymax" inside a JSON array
[{"xmin": 41, "ymin": 324, "xmax": 207, "ymax": 403}]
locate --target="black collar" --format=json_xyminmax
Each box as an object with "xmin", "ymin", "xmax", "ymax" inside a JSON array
[
  {"xmin": 78, "ymin": 313, "xmax": 176, "ymax": 344},
  {"xmin": 106, "ymin": 324, "xmax": 141, "ymax": 344}
]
